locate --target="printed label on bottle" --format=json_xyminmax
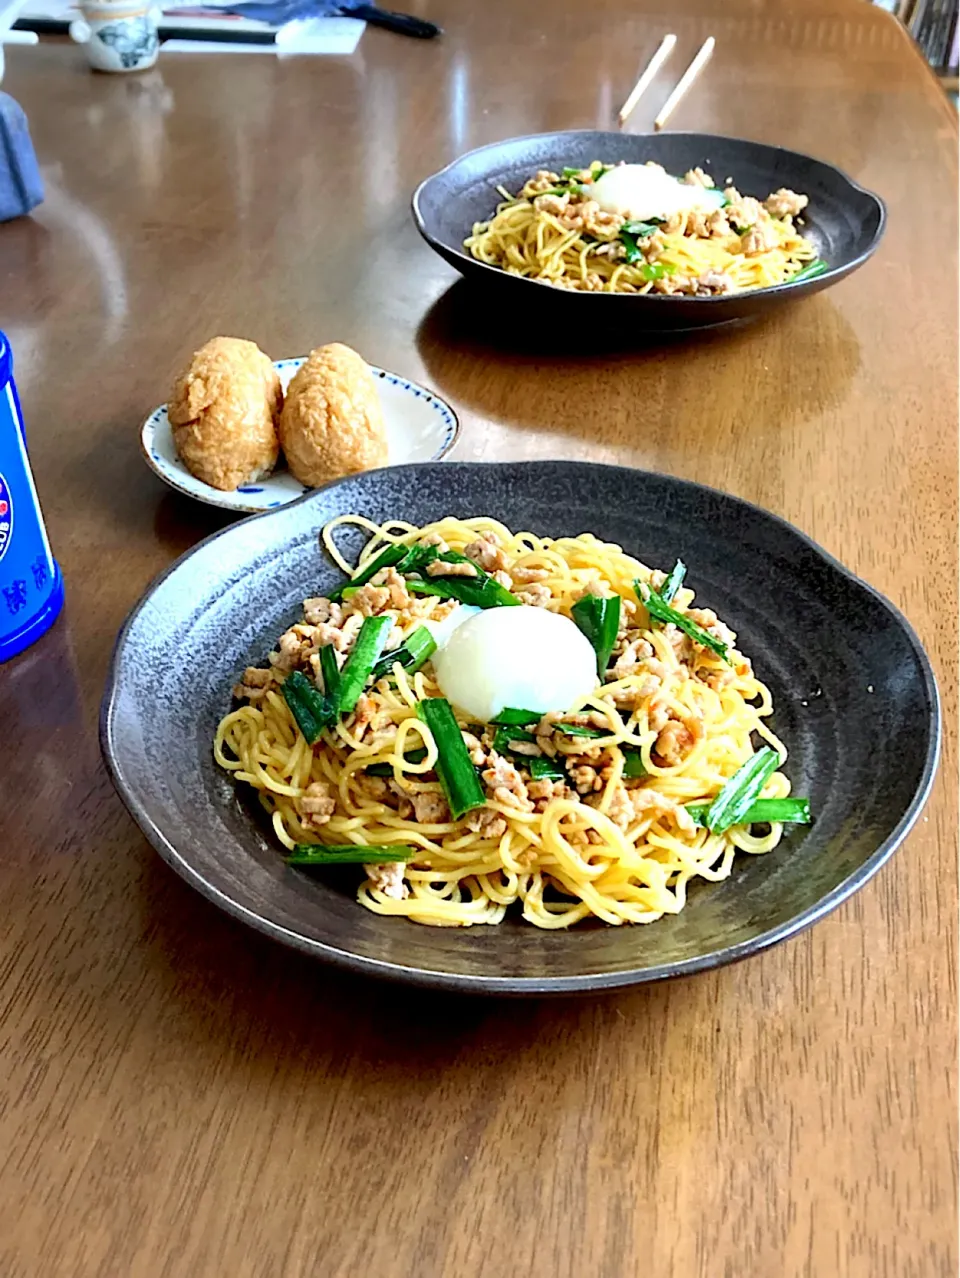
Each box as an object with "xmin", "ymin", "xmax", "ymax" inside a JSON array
[{"xmin": 0, "ymin": 472, "xmax": 12, "ymax": 564}]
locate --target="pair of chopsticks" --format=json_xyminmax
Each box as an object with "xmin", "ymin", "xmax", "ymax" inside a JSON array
[{"xmin": 618, "ymin": 35, "xmax": 715, "ymax": 130}]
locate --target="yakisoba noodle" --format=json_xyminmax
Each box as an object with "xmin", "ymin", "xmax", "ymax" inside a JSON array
[
  {"xmin": 464, "ymin": 161, "xmax": 817, "ymax": 295},
  {"xmin": 215, "ymin": 516, "xmax": 795, "ymax": 929}
]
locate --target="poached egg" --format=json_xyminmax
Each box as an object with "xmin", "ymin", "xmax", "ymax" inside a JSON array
[
  {"xmin": 590, "ymin": 164, "xmax": 725, "ymax": 223},
  {"xmin": 431, "ymin": 605, "xmax": 597, "ymax": 724}
]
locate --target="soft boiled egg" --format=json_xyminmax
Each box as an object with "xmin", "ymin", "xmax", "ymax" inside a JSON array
[
  {"xmin": 590, "ymin": 163, "xmax": 725, "ymax": 223},
  {"xmin": 431, "ymin": 605, "xmax": 597, "ymax": 724}
]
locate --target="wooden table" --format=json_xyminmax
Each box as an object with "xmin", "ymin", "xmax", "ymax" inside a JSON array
[{"xmin": 1, "ymin": 2, "xmax": 956, "ymax": 1274}]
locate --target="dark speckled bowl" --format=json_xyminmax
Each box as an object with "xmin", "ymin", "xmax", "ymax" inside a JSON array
[
  {"xmin": 100, "ymin": 463, "xmax": 938, "ymax": 995},
  {"xmin": 412, "ymin": 131, "xmax": 885, "ymax": 332}
]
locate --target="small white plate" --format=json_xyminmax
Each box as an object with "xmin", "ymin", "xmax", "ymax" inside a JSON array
[{"xmin": 140, "ymin": 358, "xmax": 460, "ymax": 514}]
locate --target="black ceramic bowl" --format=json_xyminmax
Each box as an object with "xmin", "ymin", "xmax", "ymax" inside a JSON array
[
  {"xmin": 412, "ymin": 131, "xmax": 886, "ymax": 332},
  {"xmin": 101, "ymin": 463, "xmax": 938, "ymax": 995}
]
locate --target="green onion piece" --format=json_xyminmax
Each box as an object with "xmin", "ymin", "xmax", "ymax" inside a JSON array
[
  {"xmin": 287, "ymin": 844, "xmax": 413, "ymax": 865},
  {"xmin": 634, "ymin": 580, "xmax": 730, "ymax": 663},
  {"xmin": 329, "ymin": 543, "xmax": 407, "ymax": 601},
  {"xmin": 416, "ymin": 698, "xmax": 486, "ymax": 819},
  {"xmin": 621, "ymin": 750, "xmax": 647, "ymax": 778},
  {"xmin": 408, "ymin": 578, "xmax": 521, "ymax": 609},
  {"xmin": 561, "ymin": 166, "xmax": 582, "ymax": 178},
  {"xmin": 319, "ymin": 644, "xmax": 341, "ymax": 703},
  {"xmin": 571, "ymin": 593, "xmax": 621, "ymax": 676},
  {"xmin": 370, "ymin": 625, "xmax": 438, "ymax": 682},
  {"xmin": 790, "ymin": 259, "xmax": 829, "ymax": 283},
  {"xmin": 553, "ymin": 722, "xmax": 608, "ymax": 739},
  {"xmin": 365, "ymin": 748, "xmax": 429, "ymax": 777},
  {"xmin": 281, "ymin": 674, "xmax": 319, "ymax": 744},
  {"xmin": 619, "ymin": 229, "xmax": 643, "ymax": 264},
  {"xmin": 528, "ymin": 757, "xmax": 565, "ymax": 782},
  {"xmin": 659, "ymin": 560, "xmax": 687, "ymax": 606},
  {"xmin": 748, "ymin": 797, "xmax": 810, "ymax": 824},
  {"xmin": 337, "ymin": 615, "xmax": 394, "ymax": 715},
  {"xmin": 703, "ymin": 747, "xmax": 781, "ymax": 833},
  {"xmin": 490, "ymin": 707, "xmax": 542, "ymax": 727},
  {"xmin": 492, "ymin": 726, "xmax": 537, "ymax": 755},
  {"xmin": 281, "ymin": 670, "xmax": 333, "ymax": 745},
  {"xmin": 621, "ymin": 219, "xmax": 661, "ymax": 237},
  {"xmin": 395, "ymin": 544, "xmax": 440, "ymax": 574},
  {"xmin": 422, "ymin": 548, "xmax": 512, "ymax": 596},
  {"xmin": 686, "ymin": 796, "xmax": 811, "ymax": 827},
  {"xmin": 335, "ymin": 544, "xmax": 441, "ymax": 600},
  {"xmin": 639, "ymin": 261, "xmax": 677, "ymax": 281}
]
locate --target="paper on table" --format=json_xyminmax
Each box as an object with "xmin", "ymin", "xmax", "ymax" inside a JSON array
[
  {"xmin": 275, "ymin": 15, "xmax": 363, "ymax": 52},
  {"xmin": 163, "ymin": 15, "xmax": 363, "ymax": 50},
  {"xmin": 161, "ymin": 37, "xmax": 275, "ymax": 49},
  {"xmin": 162, "ymin": 15, "xmax": 364, "ymax": 51}
]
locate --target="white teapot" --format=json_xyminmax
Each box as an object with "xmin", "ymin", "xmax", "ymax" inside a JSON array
[{"xmin": 69, "ymin": 0, "xmax": 161, "ymax": 72}]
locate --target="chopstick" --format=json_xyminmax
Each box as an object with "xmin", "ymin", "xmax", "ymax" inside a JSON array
[
  {"xmin": 654, "ymin": 37, "xmax": 715, "ymax": 130},
  {"xmin": 617, "ymin": 34, "xmax": 677, "ymax": 125}
]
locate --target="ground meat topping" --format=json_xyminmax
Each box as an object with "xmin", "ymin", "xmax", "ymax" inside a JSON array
[
  {"xmin": 521, "ymin": 169, "xmax": 561, "ymax": 197},
  {"xmin": 740, "ymin": 221, "xmax": 780, "ymax": 256},
  {"xmin": 336, "ymin": 613, "xmax": 364, "ymax": 652},
  {"xmin": 410, "ymin": 791, "xmax": 451, "ymax": 824},
  {"xmin": 369, "ymin": 566, "xmax": 412, "ymax": 610},
  {"xmin": 350, "ymin": 583, "xmax": 391, "ymax": 616},
  {"xmin": 463, "ymin": 530, "xmax": 509, "ymax": 573},
  {"xmin": 350, "ymin": 694, "xmax": 395, "ymax": 746},
  {"xmin": 418, "ymin": 530, "xmax": 449, "ymax": 551},
  {"xmin": 510, "ymin": 564, "xmax": 550, "ymax": 585},
  {"xmin": 687, "ymin": 607, "xmax": 737, "ymax": 651},
  {"xmin": 725, "ymin": 193, "xmax": 765, "ymax": 231},
  {"xmin": 298, "ymin": 781, "xmax": 336, "ymax": 829},
  {"xmin": 364, "ymin": 861, "xmax": 408, "ymax": 899},
  {"xmin": 527, "ymin": 778, "xmax": 566, "ymax": 804},
  {"xmin": 533, "ymin": 192, "xmax": 569, "ymax": 217},
  {"xmin": 303, "ymin": 597, "xmax": 342, "ymax": 627},
  {"xmin": 517, "ymin": 583, "xmax": 552, "ymax": 607},
  {"xmin": 697, "ymin": 270, "xmax": 735, "ymax": 294},
  {"xmin": 465, "ymin": 807, "xmax": 508, "ymax": 839},
  {"xmin": 706, "ymin": 209, "xmax": 732, "ymax": 239},
  {"xmin": 613, "ymin": 637, "xmax": 655, "ymax": 681},
  {"xmin": 426, "ymin": 558, "xmax": 478, "ymax": 577},
  {"xmin": 387, "ymin": 780, "xmax": 414, "ymax": 819},
  {"xmin": 602, "ymin": 785, "xmax": 695, "ymax": 833},
  {"xmin": 535, "ymin": 191, "xmax": 624, "ymax": 238},
  {"xmin": 233, "ymin": 666, "xmax": 274, "ymax": 703},
  {"xmin": 653, "ymin": 719, "xmax": 696, "ymax": 766},
  {"xmin": 482, "ymin": 753, "xmax": 532, "ymax": 811},
  {"xmin": 461, "ymin": 731, "xmax": 487, "ymax": 767},
  {"xmin": 569, "ymin": 764, "xmax": 604, "ymax": 795},
  {"xmin": 648, "ymin": 693, "xmax": 672, "ymax": 733},
  {"xmin": 764, "ymin": 188, "xmax": 808, "ymax": 219},
  {"xmin": 608, "ymin": 672, "xmax": 665, "ymax": 711}
]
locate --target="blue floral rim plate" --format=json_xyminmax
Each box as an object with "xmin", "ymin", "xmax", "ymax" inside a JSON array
[{"xmin": 140, "ymin": 358, "xmax": 460, "ymax": 514}]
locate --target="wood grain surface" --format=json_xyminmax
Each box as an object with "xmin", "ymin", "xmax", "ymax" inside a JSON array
[{"xmin": 0, "ymin": 2, "xmax": 956, "ymax": 1274}]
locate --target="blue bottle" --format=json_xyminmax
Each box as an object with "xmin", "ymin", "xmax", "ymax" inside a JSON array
[{"xmin": 0, "ymin": 330, "xmax": 63, "ymax": 661}]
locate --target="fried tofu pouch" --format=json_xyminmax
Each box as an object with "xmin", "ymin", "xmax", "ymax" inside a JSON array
[
  {"xmin": 279, "ymin": 343, "xmax": 387, "ymax": 488},
  {"xmin": 167, "ymin": 337, "xmax": 281, "ymax": 491}
]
